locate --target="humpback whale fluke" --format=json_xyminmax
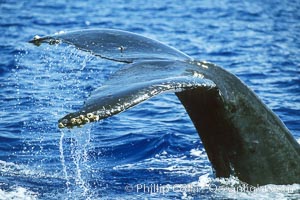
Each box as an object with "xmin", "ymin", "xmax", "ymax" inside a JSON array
[{"xmin": 30, "ymin": 29, "xmax": 300, "ymax": 186}]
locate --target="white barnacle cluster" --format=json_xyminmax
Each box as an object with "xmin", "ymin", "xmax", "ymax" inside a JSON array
[
  {"xmin": 58, "ymin": 112, "xmax": 100, "ymax": 129},
  {"xmin": 31, "ymin": 35, "xmax": 43, "ymax": 46},
  {"xmin": 192, "ymin": 71, "xmax": 204, "ymax": 79},
  {"xmin": 118, "ymin": 45, "xmax": 126, "ymax": 53},
  {"xmin": 33, "ymin": 35, "xmax": 41, "ymax": 40},
  {"xmin": 196, "ymin": 61, "xmax": 208, "ymax": 69},
  {"xmin": 48, "ymin": 39, "xmax": 61, "ymax": 45}
]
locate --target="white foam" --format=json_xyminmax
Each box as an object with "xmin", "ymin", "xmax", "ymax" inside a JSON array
[
  {"xmin": 113, "ymin": 149, "xmax": 211, "ymax": 177},
  {"xmin": 216, "ymin": 183, "xmax": 300, "ymax": 200},
  {"xmin": 0, "ymin": 160, "xmax": 58, "ymax": 179},
  {"xmin": 0, "ymin": 187, "xmax": 37, "ymax": 200},
  {"xmin": 154, "ymin": 174, "xmax": 300, "ymax": 200},
  {"xmin": 197, "ymin": 173, "xmax": 211, "ymax": 187},
  {"xmin": 190, "ymin": 148, "xmax": 204, "ymax": 157},
  {"xmin": 202, "ymin": 176, "xmax": 300, "ymax": 200}
]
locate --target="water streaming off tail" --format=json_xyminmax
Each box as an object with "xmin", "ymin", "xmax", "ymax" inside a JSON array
[
  {"xmin": 36, "ymin": 45, "xmax": 107, "ymax": 199},
  {"xmin": 7, "ymin": 45, "xmax": 112, "ymax": 199},
  {"xmin": 59, "ymin": 127, "xmax": 94, "ymax": 199}
]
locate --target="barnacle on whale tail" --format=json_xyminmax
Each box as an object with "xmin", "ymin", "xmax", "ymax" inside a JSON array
[{"xmin": 58, "ymin": 112, "xmax": 100, "ymax": 129}]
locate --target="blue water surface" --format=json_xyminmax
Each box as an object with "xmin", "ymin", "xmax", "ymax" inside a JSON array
[{"xmin": 1, "ymin": 0, "xmax": 300, "ymax": 199}]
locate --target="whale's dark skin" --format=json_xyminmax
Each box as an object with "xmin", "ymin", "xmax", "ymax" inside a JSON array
[
  {"xmin": 30, "ymin": 29, "xmax": 300, "ymax": 186},
  {"xmin": 176, "ymin": 61, "xmax": 300, "ymax": 185}
]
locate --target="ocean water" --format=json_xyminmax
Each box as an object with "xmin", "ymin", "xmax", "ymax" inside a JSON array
[{"xmin": 1, "ymin": 0, "xmax": 300, "ymax": 199}]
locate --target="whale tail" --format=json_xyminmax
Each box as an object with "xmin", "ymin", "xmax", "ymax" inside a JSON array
[
  {"xmin": 29, "ymin": 29, "xmax": 191, "ymax": 63},
  {"xmin": 57, "ymin": 59, "xmax": 217, "ymax": 129},
  {"xmin": 30, "ymin": 29, "xmax": 300, "ymax": 186}
]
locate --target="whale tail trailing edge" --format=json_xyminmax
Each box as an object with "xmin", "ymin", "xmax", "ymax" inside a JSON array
[
  {"xmin": 57, "ymin": 60, "xmax": 216, "ymax": 128},
  {"xmin": 29, "ymin": 29, "xmax": 191, "ymax": 63},
  {"xmin": 30, "ymin": 29, "xmax": 300, "ymax": 186}
]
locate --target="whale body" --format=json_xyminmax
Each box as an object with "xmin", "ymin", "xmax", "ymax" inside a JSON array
[{"xmin": 30, "ymin": 29, "xmax": 300, "ymax": 186}]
